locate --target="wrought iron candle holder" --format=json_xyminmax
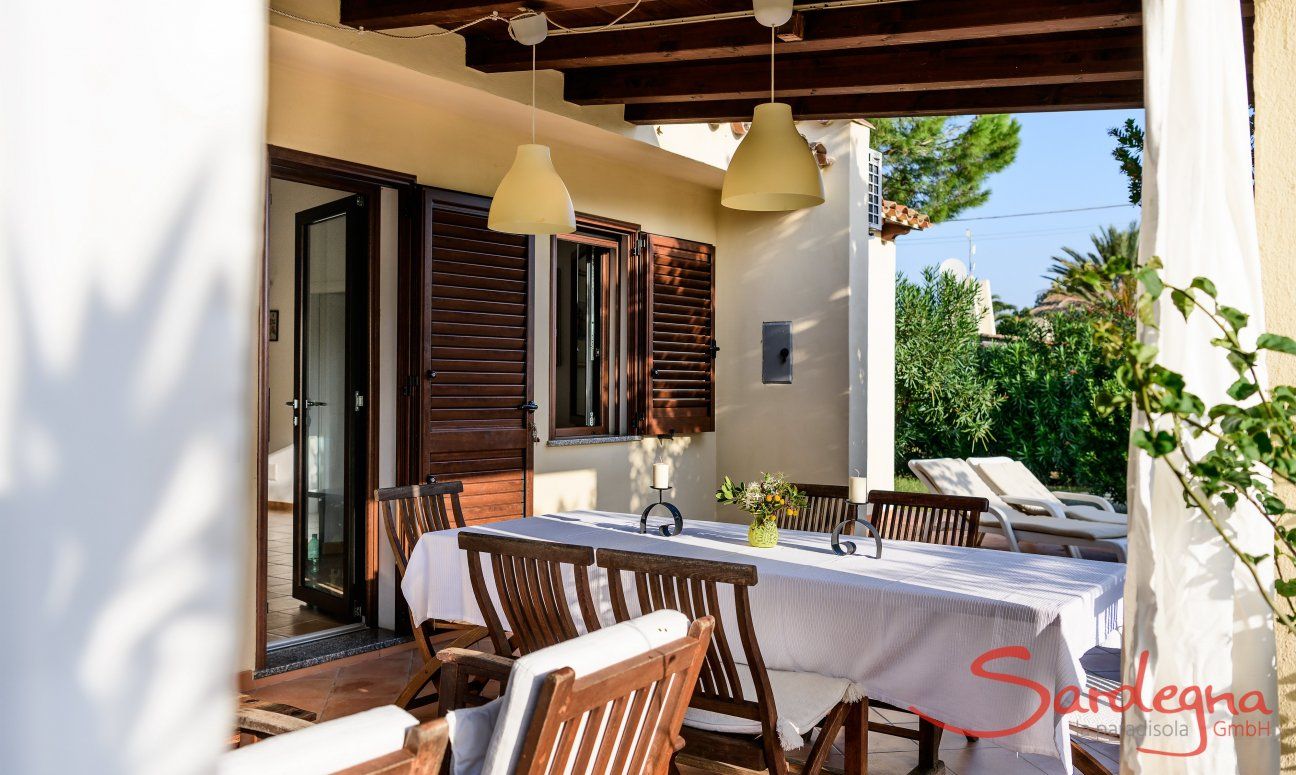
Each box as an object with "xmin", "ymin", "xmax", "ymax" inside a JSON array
[
  {"xmin": 639, "ymin": 485, "xmax": 684, "ymax": 537},
  {"xmin": 830, "ymin": 502, "xmax": 883, "ymax": 558}
]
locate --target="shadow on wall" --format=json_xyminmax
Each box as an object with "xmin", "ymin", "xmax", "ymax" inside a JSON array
[
  {"xmin": 628, "ymin": 435, "xmax": 695, "ymax": 514},
  {"xmin": 1, "ymin": 177, "xmax": 249, "ymax": 772}
]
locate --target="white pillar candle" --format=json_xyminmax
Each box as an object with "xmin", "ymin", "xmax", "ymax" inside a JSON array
[
  {"xmin": 848, "ymin": 476, "xmax": 868, "ymax": 504},
  {"xmin": 653, "ymin": 462, "xmax": 671, "ymax": 489}
]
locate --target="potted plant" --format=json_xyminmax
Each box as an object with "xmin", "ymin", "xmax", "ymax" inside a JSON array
[{"xmin": 715, "ymin": 472, "xmax": 808, "ymax": 548}]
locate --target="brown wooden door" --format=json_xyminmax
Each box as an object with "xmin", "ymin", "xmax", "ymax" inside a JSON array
[{"xmin": 414, "ymin": 188, "xmax": 534, "ymax": 524}]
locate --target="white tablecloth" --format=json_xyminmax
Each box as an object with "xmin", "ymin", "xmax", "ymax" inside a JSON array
[{"xmin": 401, "ymin": 511, "xmax": 1124, "ymax": 761}]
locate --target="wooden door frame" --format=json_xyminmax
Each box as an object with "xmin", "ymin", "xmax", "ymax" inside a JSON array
[{"xmin": 256, "ymin": 146, "xmax": 416, "ymax": 668}]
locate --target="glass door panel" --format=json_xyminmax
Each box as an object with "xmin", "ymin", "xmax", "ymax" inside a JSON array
[{"xmin": 292, "ymin": 195, "xmax": 365, "ymax": 619}]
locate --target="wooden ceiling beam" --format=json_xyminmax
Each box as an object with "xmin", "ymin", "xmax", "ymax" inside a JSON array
[
  {"xmin": 468, "ymin": 0, "xmax": 1141, "ymax": 72},
  {"xmin": 565, "ymin": 30, "xmax": 1144, "ymax": 105},
  {"xmin": 338, "ymin": 0, "xmax": 667, "ymax": 29},
  {"xmin": 622, "ymin": 81, "xmax": 1145, "ymax": 123}
]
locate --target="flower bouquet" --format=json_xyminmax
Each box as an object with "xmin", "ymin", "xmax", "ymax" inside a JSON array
[{"xmin": 715, "ymin": 472, "xmax": 808, "ymax": 548}]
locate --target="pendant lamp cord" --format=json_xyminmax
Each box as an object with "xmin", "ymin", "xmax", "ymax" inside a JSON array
[
  {"xmin": 531, "ymin": 44, "xmax": 537, "ymax": 144},
  {"xmin": 770, "ymin": 26, "xmax": 775, "ymax": 103}
]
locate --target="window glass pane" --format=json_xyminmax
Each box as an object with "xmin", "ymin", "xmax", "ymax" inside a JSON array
[{"xmin": 554, "ymin": 240, "xmax": 606, "ymax": 429}]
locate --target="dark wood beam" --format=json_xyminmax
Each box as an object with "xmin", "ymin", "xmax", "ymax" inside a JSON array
[
  {"xmin": 339, "ymin": 0, "xmax": 664, "ymax": 29},
  {"xmin": 622, "ymin": 81, "xmax": 1145, "ymax": 123},
  {"xmin": 468, "ymin": 0, "xmax": 1141, "ymax": 72},
  {"xmin": 565, "ymin": 29, "xmax": 1144, "ymax": 105}
]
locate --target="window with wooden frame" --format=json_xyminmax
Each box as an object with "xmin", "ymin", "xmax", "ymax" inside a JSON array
[{"xmin": 549, "ymin": 217, "xmax": 636, "ymax": 439}]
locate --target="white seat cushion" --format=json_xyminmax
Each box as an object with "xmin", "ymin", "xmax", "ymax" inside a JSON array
[
  {"xmin": 1064, "ymin": 504, "xmax": 1128, "ymax": 525},
  {"xmin": 219, "ymin": 705, "xmax": 417, "ymax": 775},
  {"xmin": 446, "ymin": 697, "xmax": 503, "ymax": 775},
  {"xmin": 683, "ymin": 664, "xmax": 861, "ymax": 751},
  {"xmin": 480, "ymin": 609, "xmax": 690, "ymax": 775}
]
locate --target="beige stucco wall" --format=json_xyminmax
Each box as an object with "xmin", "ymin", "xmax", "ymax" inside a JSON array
[
  {"xmin": 1254, "ymin": 0, "xmax": 1296, "ymax": 768},
  {"xmin": 713, "ymin": 120, "xmax": 895, "ymax": 521}
]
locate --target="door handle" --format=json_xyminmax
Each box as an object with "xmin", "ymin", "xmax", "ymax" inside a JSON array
[
  {"xmin": 305, "ymin": 400, "xmax": 327, "ymax": 407},
  {"xmin": 518, "ymin": 401, "xmax": 539, "ymax": 412}
]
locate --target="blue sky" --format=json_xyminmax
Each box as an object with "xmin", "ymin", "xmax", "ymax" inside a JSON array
[{"xmin": 894, "ymin": 109, "xmax": 1144, "ymax": 309}]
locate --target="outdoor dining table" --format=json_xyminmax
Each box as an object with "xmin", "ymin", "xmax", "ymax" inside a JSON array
[{"xmin": 401, "ymin": 509, "xmax": 1124, "ymax": 770}]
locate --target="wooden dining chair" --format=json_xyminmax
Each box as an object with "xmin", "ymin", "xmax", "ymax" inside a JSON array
[
  {"xmin": 867, "ymin": 489, "xmax": 987, "ymax": 547},
  {"xmin": 437, "ymin": 613, "xmax": 716, "ymax": 775},
  {"xmin": 785, "ymin": 483, "xmax": 854, "ymax": 533},
  {"xmin": 458, "ymin": 531, "xmax": 603, "ymax": 659},
  {"xmin": 376, "ymin": 482, "xmax": 490, "ymax": 709},
  {"xmin": 596, "ymin": 548, "xmax": 861, "ymax": 775}
]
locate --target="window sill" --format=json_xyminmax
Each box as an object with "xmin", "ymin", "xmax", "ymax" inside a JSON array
[{"xmin": 546, "ymin": 434, "xmax": 643, "ymax": 448}]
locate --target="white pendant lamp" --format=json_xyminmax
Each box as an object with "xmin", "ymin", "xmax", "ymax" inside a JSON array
[
  {"xmin": 489, "ymin": 16, "xmax": 576, "ymax": 235},
  {"xmin": 721, "ymin": 3, "xmax": 824, "ymax": 212}
]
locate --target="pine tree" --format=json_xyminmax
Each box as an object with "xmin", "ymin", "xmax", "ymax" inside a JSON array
[{"xmin": 868, "ymin": 115, "xmax": 1021, "ymax": 223}]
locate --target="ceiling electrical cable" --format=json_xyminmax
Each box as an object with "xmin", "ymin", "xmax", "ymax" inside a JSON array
[{"xmin": 944, "ymin": 204, "xmax": 1137, "ymax": 223}]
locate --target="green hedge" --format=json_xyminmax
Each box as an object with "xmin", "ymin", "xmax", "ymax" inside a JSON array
[{"xmin": 895, "ymin": 269, "xmax": 1133, "ymax": 502}]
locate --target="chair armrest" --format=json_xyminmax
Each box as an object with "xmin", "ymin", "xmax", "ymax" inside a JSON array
[
  {"xmin": 1001, "ymin": 496, "xmax": 1068, "ymax": 519},
  {"xmin": 440, "ymin": 648, "xmax": 515, "ymax": 681},
  {"xmin": 236, "ymin": 708, "xmax": 315, "ymax": 739},
  {"xmin": 437, "ymin": 648, "xmax": 515, "ymax": 716},
  {"xmin": 1052, "ymin": 491, "xmax": 1118, "ymax": 512}
]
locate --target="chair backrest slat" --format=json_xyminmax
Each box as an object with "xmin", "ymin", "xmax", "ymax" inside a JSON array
[
  {"xmin": 460, "ymin": 532, "xmax": 602, "ymax": 657},
  {"xmin": 597, "ymin": 549, "xmax": 775, "ymax": 730},
  {"xmin": 867, "ymin": 490, "xmax": 987, "ymax": 548},
  {"xmin": 515, "ymin": 618, "xmax": 715, "ymax": 775},
  {"xmin": 787, "ymin": 483, "xmax": 850, "ymax": 533}
]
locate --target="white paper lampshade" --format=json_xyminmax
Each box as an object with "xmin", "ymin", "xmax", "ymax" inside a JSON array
[
  {"xmin": 753, "ymin": 0, "xmax": 793, "ymax": 27},
  {"xmin": 488, "ymin": 144, "xmax": 576, "ymax": 235},
  {"xmin": 721, "ymin": 103, "xmax": 825, "ymax": 212}
]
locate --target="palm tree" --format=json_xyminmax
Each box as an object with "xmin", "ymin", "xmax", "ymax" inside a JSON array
[{"xmin": 1044, "ymin": 222, "xmax": 1140, "ymax": 317}]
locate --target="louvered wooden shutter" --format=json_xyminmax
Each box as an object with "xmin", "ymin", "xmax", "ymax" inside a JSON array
[
  {"xmin": 642, "ymin": 234, "xmax": 716, "ymax": 435},
  {"xmin": 418, "ymin": 187, "xmax": 534, "ymax": 523}
]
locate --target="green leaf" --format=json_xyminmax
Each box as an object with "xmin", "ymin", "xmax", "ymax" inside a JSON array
[
  {"xmin": 1171, "ymin": 289, "xmax": 1194, "ymax": 320},
  {"xmin": 1138, "ymin": 268, "xmax": 1165, "ymax": 299},
  {"xmin": 1277, "ymin": 579, "xmax": 1296, "ymax": 598},
  {"xmin": 1190, "ymin": 277, "xmax": 1218, "ymax": 298},
  {"xmin": 1227, "ymin": 379, "xmax": 1258, "ymax": 401},
  {"xmin": 1218, "ymin": 306, "xmax": 1249, "ymax": 332},
  {"xmin": 1132, "ymin": 429, "xmax": 1176, "ymax": 457},
  {"xmin": 1257, "ymin": 333, "xmax": 1296, "ymax": 355}
]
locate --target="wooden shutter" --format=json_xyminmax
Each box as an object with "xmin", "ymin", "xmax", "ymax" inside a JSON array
[
  {"xmin": 641, "ymin": 234, "xmax": 716, "ymax": 435},
  {"xmin": 416, "ymin": 188, "xmax": 534, "ymax": 523}
]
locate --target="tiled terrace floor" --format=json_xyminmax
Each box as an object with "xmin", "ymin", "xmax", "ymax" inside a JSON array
[
  {"xmin": 249, "ymin": 636, "xmax": 1120, "ymax": 775},
  {"xmin": 266, "ymin": 507, "xmax": 351, "ymax": 643}
]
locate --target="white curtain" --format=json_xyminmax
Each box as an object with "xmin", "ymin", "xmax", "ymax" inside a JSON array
[
  {"xmin": 0, "ymin": 3, "xmax": 265, "ymax": 774},
  {"xmin": 1125, "ymin": 0, "xmax": 1278, "ymax": 772}
]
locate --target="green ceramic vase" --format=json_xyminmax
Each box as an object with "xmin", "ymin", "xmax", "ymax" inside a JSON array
[{"xmin": 747, "ymin": 518, "xmax": 779, "ymax": 548}]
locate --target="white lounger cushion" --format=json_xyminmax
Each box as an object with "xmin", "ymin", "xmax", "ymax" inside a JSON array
[
  {"xmin": 480, "ymin": 609, "xmax": 690, "ymax": 775},
  {"xmin": 969, "ymin": 458, "xmax": 1059, "ymax": 502},
  {"xmin": 909, "ymin": 459, "xmax": 1125, "ymax": 539},
  {"xmin": 684, "ymin": 665, "xmax": 861, "ymax": 750},
  {"xmin": 219, "ymin": 705, "xmax": 417, "ymax": 775},
  {"xmin": 969, "ymin": 458, "xmax": 1126, "ymax": 524},
  {"xmin": 1001, "ymin": 512, "xmax": 1128, "ymax": 540},
  {"xmin": 1064, "ymin": 505, "xmax": 1128, "ymax": 525}
]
